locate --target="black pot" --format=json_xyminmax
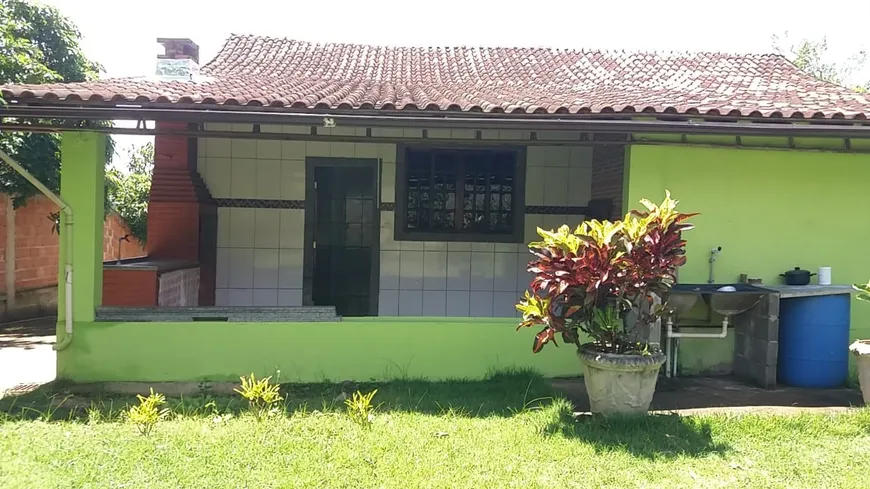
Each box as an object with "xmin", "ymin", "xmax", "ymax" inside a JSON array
[{"xmin": 780, "ymin": 267, "xmax": 815, "ymax": 286}]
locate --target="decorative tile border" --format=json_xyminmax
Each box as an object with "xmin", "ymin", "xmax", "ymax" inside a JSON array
[
  {"xmin": 378, "ymin": 202, "xmax": 396, "ymax": 211},
  {"xmin": 525, "ymin": 205, "xmax": 589, "ymax": 215},
  {"xmin": 214, "ymin": 198, "xmax": 305, "ymax": 209}
]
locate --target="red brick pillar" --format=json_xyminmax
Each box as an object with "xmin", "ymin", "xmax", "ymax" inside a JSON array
[{"xmin": 146, "ymin": 121, "xmax": 217, "ymax": 305}]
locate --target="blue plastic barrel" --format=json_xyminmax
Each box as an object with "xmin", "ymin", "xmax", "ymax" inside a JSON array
[{"xmin": 778, "ymin": 294, "xmax": 851, "ymax": 388}]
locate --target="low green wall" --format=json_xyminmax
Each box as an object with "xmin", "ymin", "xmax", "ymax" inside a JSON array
[
  {"xmin": 56, "ymin": 318, "xmax": 581, "ymax": 383},
  {"xmin": 626, "ymin": 144, "xmax": 870, "ymax": 373}
]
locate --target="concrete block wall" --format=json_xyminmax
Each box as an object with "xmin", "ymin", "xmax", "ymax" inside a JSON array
[
  {"xmin": 199, "ymin": 124, "xmax": 594, "ymax": 316},
  {"xmin": 733, "ymin": 293, "xmax": 780, "ymax": 387}
]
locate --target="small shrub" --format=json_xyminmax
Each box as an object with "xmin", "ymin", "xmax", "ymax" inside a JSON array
[
  {"xmin": 344, "ymin": 389, "xmax": 378, "ymax": 427},
  {"xmin": 125, "ymin": 389, "xmax": 169, "ymax": 436},
  {"xmin": 235, "ymin": 373, "xmax": 283, "ymax": 419}
]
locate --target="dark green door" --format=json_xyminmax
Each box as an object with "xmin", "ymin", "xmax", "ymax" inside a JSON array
[{"xmin": 307, "ymin": 160, "xmax": 378, "ymax": 316}]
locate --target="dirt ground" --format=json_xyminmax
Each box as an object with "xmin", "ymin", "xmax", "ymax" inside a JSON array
[
  {"xmin": 552, "ymin": 376, "xmax": 865, "ymax": 415},
  {"xmin": 0, "ymin": 317, "xmax": 56, "ymax": 395}
]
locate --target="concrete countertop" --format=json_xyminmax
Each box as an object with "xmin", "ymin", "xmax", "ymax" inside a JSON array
[
  {"xmin": 764, "ymin": 285, "xmax": 855, "ymax": 299},
  {"xmin": 103, "ymin": 258, "xmax": 199, "ymax": 274},
  {"xmin": 95, "ymin": 306, "xmax": 341, "ymax": 322}
]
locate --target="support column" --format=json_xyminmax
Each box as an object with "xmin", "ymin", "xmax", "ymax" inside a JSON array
[{"xmin": 59, "ymin": 132, "xmax": 106, "ymax": 324}]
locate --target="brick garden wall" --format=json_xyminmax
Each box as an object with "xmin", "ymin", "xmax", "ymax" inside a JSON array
[{"xmin": 0, "ymin": 193, "xmax": 146, "ymax": 295}]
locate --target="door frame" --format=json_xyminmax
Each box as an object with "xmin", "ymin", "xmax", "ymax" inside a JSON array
[{"xmin": 302, "ymin": 157, "xmax": 381, "ymax": 316}]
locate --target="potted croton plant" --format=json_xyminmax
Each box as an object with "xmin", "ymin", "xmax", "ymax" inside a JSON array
[
  {"xmin": 850, "ymin": 281, "xmax": 870, "ymax": 405},
  {"xmin": 516, "ymin": 192, "xmax": 695, "ymax": 414}
]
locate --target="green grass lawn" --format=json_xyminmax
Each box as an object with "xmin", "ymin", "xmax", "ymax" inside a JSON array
[{"xmin": 1, "ymin": 371, "xmax": 869, "ymax": 489}]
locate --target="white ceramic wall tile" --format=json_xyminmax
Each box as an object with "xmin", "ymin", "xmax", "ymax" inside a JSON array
[
  {"xmin": 215, "ymin": 248, "xmax": 229, "ymax": 288},
  {"xmin": 278, "ymin": 209, "xmax": 304, "ymax": 249},
  {"xmin": 215, "ymin": 288, "xmax": 229, "ymax": 306},
  {"xmin": 499, "ymin": 130, "xmax": 529, "ymax": 140},
  {"xmin": 423, "ymin": 251, "xmax": 447, "ymax": 290},
  {"xmin": 400, "ymin": 240, "xmax": 424, "ymax": 251},
  {"xmin": 524, "ymin": 214, "xmax": 542, "ymax": 244},
  {"xmin": 280, "ymin": 160, "xmax": 305, "ymax": 201},
  {"xmin": 372, "ymin": 127, "xmax": 403, "ymax": 138},
  {"xmin": 525, "ymin": 163, "xmax": 546, "ymax": 205},
  {"xmin": 380, "ymin": 250, "xmax": 401, "ymax": 289},
  {"xmin": 422, "ymin": 290, "xmax": 447, "ymax": 316},
  {"xmin": 253, "ymin": 249, "xmax": 280, "ymax": 289},
  {"xmin": 256, "ymin": 139, "xmax": 282, "ymax": 160},
  {"xmin": 470, "ymin": 252, "xmax": 495, "ymax": 291},
  {"xmin": 379, "ymin": 144, "xmax": 397, "ymax": 163},
  {"xmin": 217, "ymin": 208, "xmax": 231, "ymax": 247},
  {"xmin": 469, "ymin": 242, "xmax": 492, "ymax": 253},
  {"xmin": 228, "ymin": 209, "xmax": 256, "ymax": 247},
  {"xmin": 469, "ymin": 291, "xmax": 494, "ymax": 316},
  {"xmin": 281, "ymin": 141, "xmax": 306, "ymax": 160},
  {"xmin": 307, "ymin": 141, "xmax": 330, "ymax": 157},
  {"xmin": 260, "ymin": 124, "xmax": 283, "ymax": 134},
  {"xmin": 282, "ymin": 125, "xmax": 310, "ymax": 135},
  {"xmin": 446, "ymin": 290, "xmax": 471, "ymax": 316},
  {"xmin": 277, "ymin": 289, "xmax": 303, "ymax": 306},
  {"xmin": 232, "ymin": 124, "xmax": 254, "ymax": 133},
  {"xmin": 427, "ymin": 128, "xmax": 451, "ymax": 139},
  {"xmin": 231, "ymin": 158, "xmax": 257, "ymax": 198},
  {"xmin": 399, "ymin": 251, "xmax": 424, "ymax": 289},
  {"xmin": 329, "ymin": 142, "xmax": 355, "ymax": 158},
  {"xmin": 253, "ymin": 289, "xmax": 278, "ymax": 306},
  {"xmin": 494, "ymin": 242, "xmax": 519, "ymax": 253},
  {"xmin": 493, "ymin": 252, "xmax": 519, "ymax": 292},
  {"xmin": 446, "ymin": 252, "xmax": 471, "ymax": 290},
  {"xmin": 378, "ymin": 289, "xmax": 400, "ymax": 315},
  {"xmin": 205, "ymin": 122, "xmax": 233, "ymax": 132},
  {"xmin": 278, "ymin": 249, "xmax": 304, "ymax": 289},
  {"xmin": 447, "ymin": 241, "xmax": 472, "ymax": 252},
  {"xmin": 228, "ymin": 288, "xmax": 253, "ymax": 306},
  {"xmin": 354, "ymin": 142, "xmax": 380, "ymax": 159},
  {"xmin": 205, "ymin": 157, "xmax": 232, "ymax": 197},
  {"xmin": 570, "ymin": 146, "xmax": 593, "ymax": 166},
  {"xmin": 227, "ymin": 248, "xmax": 254, "ymax": 288},
  {"xmin": 205, "ymin": 137, "xmax": 231, "ymax": 158},
  {"xmin": 424, "ymin": 241, "xmax": 447, "ymax": 251},
  {"xmin": 256, "ymin": 160, "xmax": 282, "ymax": 200},
  {"xmin": 517, "ymin": 252, "xmax": 533, "ymax": 292},
  {"xmin": 493, "ymin": 291, "xmax": 520, "ymax": 318},
  {"xmin": 254, "ymin": 209, "xmax": 281, "ymax": 248},
  {"xmin": 381, "ymin": 162, "xmax": 396, "ymax": 203},
  {"xmin": 526, "ymin": 146, "xmax": 546, "ymax": 167},
  {"xmin": 480, "ymin": 130, "xmax": 499, "ymax": 140},
  {"xmin": 543, "ymin": 167, "xmax": 569, "ymax": 205},
  {"xmin": 379, "ymin": 211, "xmax": 399, "ymax": 251},
  {"xmin": 398, "ymin": 289, "xmax": 423, "ymax": 316},
  {"xmin": 403, "ymin": 128, "xmax": 423, "ymax": 139},
  {"xmin": 450, "ymin": 129, "xmax": 475, "ymax": 139},
  {"xmin": 568, "ymin": 165, "xmax": 591, "ymax": 206},
  {"xmin": 231, "ymin": 139, "xmax": 257, "ymax": 158},
  {"xmin": 197, "ymin": 156, "xmax": 206, "ymax": 179},
  {"xmin": 544, "ymin": 147, "xmax": 570, "ymax": 167}
]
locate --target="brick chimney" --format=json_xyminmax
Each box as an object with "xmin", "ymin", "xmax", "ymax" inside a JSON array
[
  {"xmin": 145, "ymin": 37, "xmax": 217, "ymax": 305},
  {"xmin": 156, "ymin": 38, "xmax": 200, "ymax": 81}
]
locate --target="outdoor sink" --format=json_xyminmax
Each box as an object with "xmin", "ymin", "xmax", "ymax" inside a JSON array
[{"xmin": 669, "ymin": 283, "xmax": 767, "ymax": 317}]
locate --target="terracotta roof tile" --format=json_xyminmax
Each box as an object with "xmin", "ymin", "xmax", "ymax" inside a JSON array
[{"xmin": 4, "ymin": 34, "xmax": 870, "ymax": 119}]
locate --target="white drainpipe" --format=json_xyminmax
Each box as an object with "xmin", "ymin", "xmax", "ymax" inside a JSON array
[{"xmin": 0, "ymin": 149, "xmax": 74, "ymax": 351}]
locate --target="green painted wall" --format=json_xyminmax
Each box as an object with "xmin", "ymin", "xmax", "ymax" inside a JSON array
[
  {"xmin": 58, "ymin": 133, "xmax": 106, "ymax": 328},
  {"xmin": 625, "ymin": 145, "xmax": 870, "ymax": 372},
  {"xmin": 56, "ymin": 318, "xmax": 581, "ymax": 382}
]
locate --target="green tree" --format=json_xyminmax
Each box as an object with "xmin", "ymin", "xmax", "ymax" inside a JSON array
[
  {"xmin": 0, "ymin": 0, "xmax": 111, "ymax": 208},
  {"xmin": 773, "ymin": 32, "xmax": 869, "ymax": 92},
  {"xmin": 106, "ymin": 143, "xmax": 153, "ymax": 243}
]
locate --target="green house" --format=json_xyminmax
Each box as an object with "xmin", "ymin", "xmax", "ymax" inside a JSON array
[{"xmin": 2, "ymin": 36, "xmax": 869, "ymax": 384}]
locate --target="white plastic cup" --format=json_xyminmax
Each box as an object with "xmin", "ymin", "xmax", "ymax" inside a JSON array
[{"xmin": 818, "ymin": 266, "xmax": 832, "ymax": 285}]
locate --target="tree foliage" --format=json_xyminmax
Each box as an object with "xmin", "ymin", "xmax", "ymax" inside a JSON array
[
  {"xmin": 0, "ymin": 0, "xmax": 112, "ymax": 208},
  {"xmin": 773, "ymin": 32, "xmax": 869, "ymax": 92},
  {"xmin": 106, "ymin": 143, "xmax": 153, "ymax": 243}
]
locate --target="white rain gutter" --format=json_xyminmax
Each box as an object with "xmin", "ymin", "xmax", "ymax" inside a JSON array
[{"xmin": 0, "ymin": 149, "xmax": 74, "ymax": 351}]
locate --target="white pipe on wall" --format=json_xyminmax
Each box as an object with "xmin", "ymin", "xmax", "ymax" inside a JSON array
[
  {"xmin": 666, "ymin": 316, "xmax": 730, "ymax": 339},
  {"xmin": 0, "ymin": 149, "xmax": 74, "ymax": 350}
]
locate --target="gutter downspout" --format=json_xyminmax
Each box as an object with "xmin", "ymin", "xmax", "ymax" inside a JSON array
[{"xmin": 0, "ymin": 149, "xmax": 74, "ymax": 351}]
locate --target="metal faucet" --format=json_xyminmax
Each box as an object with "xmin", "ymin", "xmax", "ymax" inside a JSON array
[
  {"xmin": 116, "ymin": 234, "xmax": 131, "ymax": 264},
  {"xmin": 708, "ymin": 246, "xmax": 722, "ymax": 284}
]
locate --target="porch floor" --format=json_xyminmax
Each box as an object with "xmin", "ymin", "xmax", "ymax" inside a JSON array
[{"xmin": 551, "ymin": 375, "xmax": 864, "ymax": 415}]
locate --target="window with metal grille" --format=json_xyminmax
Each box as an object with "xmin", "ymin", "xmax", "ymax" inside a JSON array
[{"xmin": 394, "ymin": 146, "xmax": 525, "ymax": 242}]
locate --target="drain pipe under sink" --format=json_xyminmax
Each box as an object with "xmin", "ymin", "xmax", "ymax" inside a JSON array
[
  {"xmin": 0, "ymin": 149, "xmax": 74, "ymax": 351},
  {"xmin": 666, "ymin": 316, "xmax": 730, "ymax": 339}
]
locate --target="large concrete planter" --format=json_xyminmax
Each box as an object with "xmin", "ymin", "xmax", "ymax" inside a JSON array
[
  {"xmin": 578, "ymin": 345, "xmax": 666, "ymax": 415},
  {"xmin": 850, "ymin": 340, "xmax": 870, "ymax": 405}
]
